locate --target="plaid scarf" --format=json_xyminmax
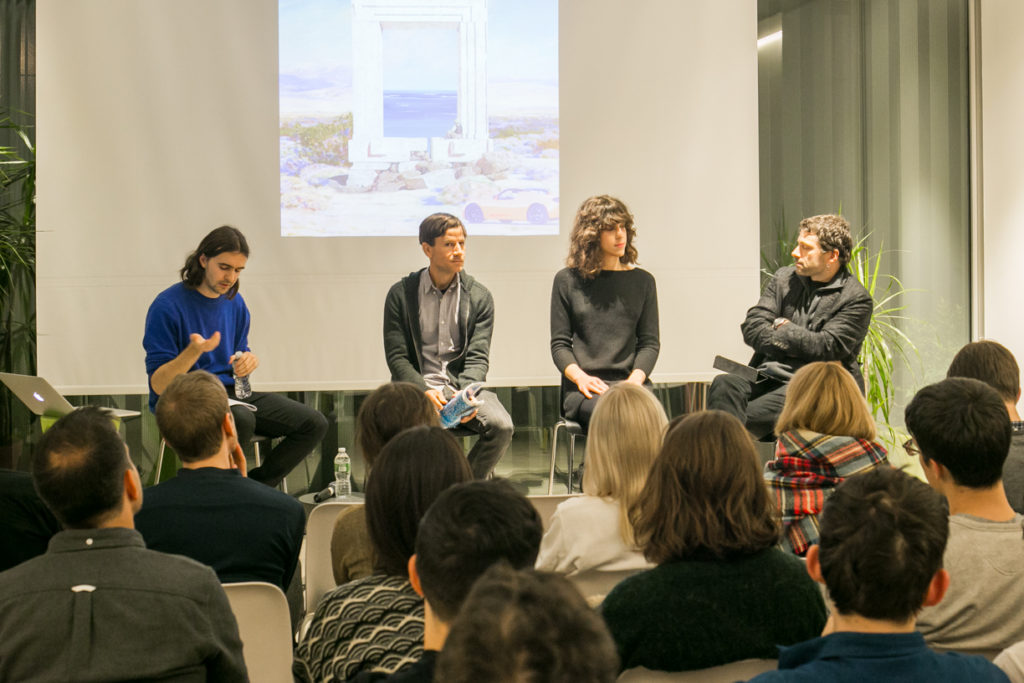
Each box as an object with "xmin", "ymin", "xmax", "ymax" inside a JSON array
[{"xmin": 766, "ymin": 430, "xmax": 889, "ymax": 555}]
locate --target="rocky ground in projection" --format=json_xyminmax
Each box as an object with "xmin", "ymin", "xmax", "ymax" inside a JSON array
[{"xmin": 280, "ymin": 116, "xmax": 559, "ymax": 236}]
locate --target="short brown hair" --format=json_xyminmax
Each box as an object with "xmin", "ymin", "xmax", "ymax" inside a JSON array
[
  {"xmin": 155, "ymin": 371, "xmax": 229, "ymax": 463},
  {"xmin": 775, "ymin": 362, "xmax": 876, "ymax": 440},
  {"xmin": 947, "ymin": 340, "xmax": 1020, "ymax": 403},
  {"xmin": 799, "ymin": 214, "xmax": 853, "ymax": 265},
  {"xmin": 566, "ymin": 195, "xmax": 637, "ymax": 279},
  {"xmin": 631, "ymin": 411, "xmax": 779, "ymax": 563},
  {"xmin": 819, "ymin": 467, "xmax": 948, "ymax": 621},
  {"xmin": 419, "ymin": 212, "xmax": 465, "ymax": 246},
  {"xmin": 435, "ymin": 565, "xmax": 619, "ymax": 683},
  {"xmin": 582, "ymin": 383, "xmax": 667, "ymax": 547},
  {"xmin": 356, "ymin": 382, "xmax": 439, "ymax": 469}
]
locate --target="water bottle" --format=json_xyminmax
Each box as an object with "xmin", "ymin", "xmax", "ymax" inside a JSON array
[
  {"xmin": 334, "ymin": 447, "xmax": 351, "ymax": 498},
  {"xmin": 439, "ymin": 382, "xmax": 484, "ymax": 429},
  {"xmin": 232, "ymin": 351, "xmax": 252, "ymax": 399}
]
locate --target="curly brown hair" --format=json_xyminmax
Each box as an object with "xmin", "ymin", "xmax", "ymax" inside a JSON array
[
  {"xmin": 566, "ymin": 195, "xmax": 638, "ymax": 278},
  {"xmin": 799, "ymin": 214, "xmax": 853, "ymax": 265}
]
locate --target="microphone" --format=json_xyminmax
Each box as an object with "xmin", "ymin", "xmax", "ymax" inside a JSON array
[{"xmin": 312, "ymin": 484, "xmax": 335, "ymax": 503}]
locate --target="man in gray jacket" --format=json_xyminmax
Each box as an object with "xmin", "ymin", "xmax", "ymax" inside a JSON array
[
  {"xmin": 709, "ymin": 214, "xmax": 873, "ymax": 439},
  {"xmin": 383, "ymin": 213, "xmax": 513, "ymax": 478},
  {"xmin": 0, "ymin": 406, "xmax": 247, "ymax": 682}
]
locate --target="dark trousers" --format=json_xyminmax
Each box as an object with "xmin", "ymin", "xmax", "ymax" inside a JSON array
[
  {"xmin": 455, "ymin": 389, "xmax": 514, "ymax": 479},
  {"xmin": 230, "ymin": 391, "xmax": 329, "ymax": 488},
  {"xmin": 707, "ymin": 374, "xmax": 788, "ymax": 441}
]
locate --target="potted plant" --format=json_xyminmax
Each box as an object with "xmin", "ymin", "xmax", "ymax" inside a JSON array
[{"xmin": 0, "ymin": 109, "xmax": 36, "ymax": 463}]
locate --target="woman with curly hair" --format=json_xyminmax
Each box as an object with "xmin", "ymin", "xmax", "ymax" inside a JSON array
[{"xmin": 550, "ymin": 195, "xmax": 660, "ymax": 430}]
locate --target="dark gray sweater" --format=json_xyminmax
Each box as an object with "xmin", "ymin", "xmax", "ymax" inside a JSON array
[{"xmin": 549, "ymin": 267, "xmax": 660, "ymax": 381}]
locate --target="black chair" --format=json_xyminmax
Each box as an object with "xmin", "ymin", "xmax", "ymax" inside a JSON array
[{"xmin": 547, "ymin": 378, "xmax": 587, "ymax": 494}]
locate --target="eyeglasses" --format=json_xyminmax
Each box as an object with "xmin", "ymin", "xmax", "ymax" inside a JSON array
[{"xmin": 902, "ymin": 438, "xmax": 921, "ymax": 458}]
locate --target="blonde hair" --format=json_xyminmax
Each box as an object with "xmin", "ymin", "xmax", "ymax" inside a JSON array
[
  {"xmin": 582, "ymin": 383, "xmax": 668, "ymax": 547},
  {"xmin": 774, "ymin": 362, "xmax": 877, "ymax": 440}
]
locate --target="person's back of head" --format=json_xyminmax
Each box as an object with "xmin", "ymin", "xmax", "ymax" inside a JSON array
[
  {"xmin": 33, "ymin": 406, "xmax": 133, "ymax": 529},
  {"xmin": 155, "ymin": 370, "xmax": 229, "ymax": 463},
  {"xmin": 413, "ymin": 479, "xmax": 543, "ymax": 623},
  {"xmin": 366, "ymin": 425, "xmax": 473, "ymax": 576},
  {"xmin": 434, "ymin": 565, "xmax": 619, "ymax": 683},
  {"xmin": 815, "ymin": 466, "xmax": 948, "ymax": 622},
  {"xmin": 356, "ymin": 382, "xmax": 439, "ymax": 469},
  {"xmin": 583, "ymin": 382, "xmax": 668, "ymax": 546},
  {"xmin": 774, "ymin": 361, "xmax": 876, "ymax": 440},
  {"xmin": 631, "ymin": 410, "xmax": 779, "ymax": 563},
  {"xmin": 905, "ymin": 377, "xmax": 1011, "ymax": 488},
  {"xmin": 947, "ymin": 340, "xmax": 1020, "ymax": 405}
]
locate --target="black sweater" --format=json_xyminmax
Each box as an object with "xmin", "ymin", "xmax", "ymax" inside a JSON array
[{"xmin": 549, "ymin": 267, "xmax": 660, "ymax": 381}]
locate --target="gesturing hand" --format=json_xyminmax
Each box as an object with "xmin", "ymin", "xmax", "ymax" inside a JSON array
[{"xmin": 189, "ymin": 331, "xmax": 221, "ymax": 352}]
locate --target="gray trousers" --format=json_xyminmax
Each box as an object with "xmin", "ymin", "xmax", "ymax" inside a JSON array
[{"xmin": 454, "ymin": 389, "xmax": 514, "ymax": 479}]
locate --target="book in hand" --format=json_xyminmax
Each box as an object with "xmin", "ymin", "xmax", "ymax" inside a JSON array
[{"xmin": 440, "ymin": 382, "xmax": 484, "ymax": 429}]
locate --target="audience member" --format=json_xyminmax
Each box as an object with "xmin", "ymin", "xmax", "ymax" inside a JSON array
[
  {"xmin": 906, "ymin": 377, "xmax": 1024, "ymax": 652},
  {"xmin": 435, "ymin": 564, "xmax": 620, "ymax": 683},
  {"xmin": 947, "ymin": 339, "xmax": 1024, "ymax": 513},
  {"xmin": 749, "ymin": 466, "xmax": 1009, "ymax": 682},
  {"xmin": 294, "ymin": 425, "xmax": 472, "ymax": 681},
  {"xmin": 602, "ymin": 410, "xmax": 826, "ymax": 672},
  {"xmin": 135, "ymin": 371, "xmax": 304, "ymax": 590},
  {"xmin": 535, "ymin": 382, "xmax": 665, "ymax": 599},
  {"xmin": 351, "ymin": 479, "xmax": 544, "ymax": 682},
  {"xmin": 0, "ymin": 407, "xmax": 246, "ymax": 681},
  {"xmin": 766, "ymin": 361, "xmax": 888, "ymax": 555},
  {"xmin": 332, "ymin": 382, "xmax": 439, "ymax": 584},
  {"xmin": 550, "ymin": 194, "xmax": 660, "ymax": 431},
  {"xmin": 0, "ymin": 468, "xmax": 61, "ymax": 571}
]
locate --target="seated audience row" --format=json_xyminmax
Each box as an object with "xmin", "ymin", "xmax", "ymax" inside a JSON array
[{"xmin": 294, "ymin": 425, "xmax": 472, "ymax": 681}]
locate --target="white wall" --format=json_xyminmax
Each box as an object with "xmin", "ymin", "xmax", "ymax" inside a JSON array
[
  {"xmin": 35, "ymin": 0, "xmax": 760, "ymax": 393},
  {"xmin": 979, "ymin": 0, "xmax": 1024, "ymax": 382}
]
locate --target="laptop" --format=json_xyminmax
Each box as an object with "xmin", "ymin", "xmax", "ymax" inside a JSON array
[{"xmin": 0, "ymin": 372, "xmax": 140, "ymax": 420}]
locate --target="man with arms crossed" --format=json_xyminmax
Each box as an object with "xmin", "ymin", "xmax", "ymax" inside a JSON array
[
  {"xmin": 748, "ymin": 466, "xmax": 1008, "ymax": 682},
  {"xmin": 383, "ymin": 213, "xmax": 513, "ymax": 478},
  {"xmin": 135, "ymin": 371, "xmax": 305, "ymax": 592},
  {"xmin": 0, "ymin": 407, "xmax": 247, "ymax": 682},
  {"xmin": 144, "ymin": 225, "xmax": 328, "ymax": 487},
  {"xmin": 708, "ymin": 214, "xmax": 873, "ymax": 439}
]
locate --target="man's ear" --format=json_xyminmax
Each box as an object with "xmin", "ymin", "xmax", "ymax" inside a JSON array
[
  {"xmin": 199, "ymin": 254, "xmax": 208, "ymax": 268},
  {"xmin": 922, "ymin": 568, "xmax": 950, "ymax": 608},
  {"xmin": 421, "ymin": 242, "xmax": 432, "ymax": 260},
  {"xmin": 124, "ymin": 464, "xmax": 142, "ymax": 505},
  {"xmin": 805, "ymin": 544, "xmax": 825, "ymax": 584},
  {"xmin": 408, "ymin": 554, "xmax": 424, "ymax": 598},
  {"xmin": 222, "ymin": 412, "xmax": 236, "ymax": 440}
]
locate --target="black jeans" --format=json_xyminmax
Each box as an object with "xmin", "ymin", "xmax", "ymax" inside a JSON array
[
  {"xmin": 230, "ymin": 391, "xmax": 329, "ymax": 488},
  {"xmin": 707, "ymin": 374, "xmax": 788, "ymax": 441}
]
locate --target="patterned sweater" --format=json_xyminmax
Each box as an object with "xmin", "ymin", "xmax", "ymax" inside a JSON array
[
  {"xmin": 294, "ymin": 573, "xmax": 424, "ymax": 682},
  {"xmin": 765, "ymin": 430, "xmax": 888, "ymax": 555}
]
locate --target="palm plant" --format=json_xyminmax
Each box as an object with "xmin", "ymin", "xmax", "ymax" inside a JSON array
[{"xmin": 0, "ymin": 110, "xmax": 36, "ymax": 449}]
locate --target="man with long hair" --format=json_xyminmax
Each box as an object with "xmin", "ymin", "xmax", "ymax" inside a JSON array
[{"xmin": 144, "ymin": 225, "xmax": 328, "ymax": 487}]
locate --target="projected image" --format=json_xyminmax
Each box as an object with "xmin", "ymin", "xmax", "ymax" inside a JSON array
[{"xmin": 279, "ymin": 0, "xmax": 559, "ymax": 237}]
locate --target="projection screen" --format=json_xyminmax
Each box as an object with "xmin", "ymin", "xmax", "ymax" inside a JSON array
[{"xmin": 36, "ymin": 0, "xmax": 760, "ymax": 394}]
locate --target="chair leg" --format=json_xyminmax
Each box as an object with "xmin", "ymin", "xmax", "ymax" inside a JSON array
[
  {"xmin": 548, "ymin": 422, "xmax": 564, "ymax": 495},
  {"xmin": 567, "ymin": 433, "xmax": 576, "ymax": 494},
  {"xmin": 154, "ymin": 440, "xmax": 166, "ymax": 486},
  {"xmin": 253, "ymin": 440, "xmax": 262, "ymax": 467}
]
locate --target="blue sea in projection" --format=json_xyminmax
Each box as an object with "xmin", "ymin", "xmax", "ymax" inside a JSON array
[{"xmin": 383, "ymin": 90, "xmax": 457, "ymax": 138}]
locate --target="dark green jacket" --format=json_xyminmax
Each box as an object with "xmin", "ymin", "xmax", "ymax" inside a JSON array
[{"xmin": 383, "ymin": 269, "xmax": 494, "ymax": 391}]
